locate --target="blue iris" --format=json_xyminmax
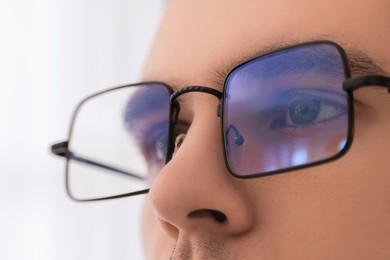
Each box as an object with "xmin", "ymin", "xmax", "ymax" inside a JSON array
[{"xmin": 288, "ymin": 98, "xmax": 321, "ymax": 125}]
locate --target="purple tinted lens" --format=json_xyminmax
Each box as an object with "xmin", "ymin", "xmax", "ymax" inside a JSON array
[
  {"xmin": 223, "ymin": 43, "xmax": 350, "ymax": 177},
  {"xmin": 124, "ymin": 83, "xmax": 171, "ymax": 180}
]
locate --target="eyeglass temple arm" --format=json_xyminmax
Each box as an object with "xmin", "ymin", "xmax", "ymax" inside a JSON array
[
  {"xmin": 343, "ymin": 75, "xmax": 390, "ymax": 93},
  {"xmin": 51, "ymin": 141, "xmax": 144, "ymax": 181}
]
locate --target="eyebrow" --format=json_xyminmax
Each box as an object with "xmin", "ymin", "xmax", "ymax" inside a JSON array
[
  {"xmin": 347, "ymin": 48, "xmax": 387, "ymax": 75},
  {"xmin": 209, "ymin": 39, "xmax": 388, "ymax": 88}
]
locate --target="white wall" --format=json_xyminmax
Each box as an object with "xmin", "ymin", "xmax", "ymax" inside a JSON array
[{"xmin": 0, "ymin": 1, "xmax": 164, "ymax": 259}]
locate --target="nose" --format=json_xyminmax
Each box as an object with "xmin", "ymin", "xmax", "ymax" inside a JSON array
[{"xmin": 148, "ymin": 102, "xmax": 254, "ymax": 239}]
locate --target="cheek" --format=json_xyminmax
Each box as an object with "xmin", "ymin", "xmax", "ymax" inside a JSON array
[
  {"xmin": 240, "ymin": 159, "xmax": 390, "ymax": 259},
  {"xmin": 238, "ymin": 106, "xmax": 390, "ymax": 258},
  {"xmin": 350, "ymin": 91, "xmax": 390, "ymax": 177},
  {"xmin": 141, "ymin": 197, "xmax": 176, "ymax": 259}
]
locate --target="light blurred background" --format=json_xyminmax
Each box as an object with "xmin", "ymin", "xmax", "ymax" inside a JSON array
[{"xmin": 0, "ymin": 1, "xmax": 165, "ymax": 259}]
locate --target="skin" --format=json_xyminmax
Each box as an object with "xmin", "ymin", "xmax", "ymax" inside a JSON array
[{"xmin": 140, "ymin": 0, "xmax": 390, "ymax": 259}]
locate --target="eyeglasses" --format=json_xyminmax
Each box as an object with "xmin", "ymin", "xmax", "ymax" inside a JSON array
[{"xmin": 51, "ymin": 41, "xmax": 390, "ymax": 201}]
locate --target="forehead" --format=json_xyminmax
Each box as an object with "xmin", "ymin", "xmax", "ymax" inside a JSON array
[{"xmin": 142, "ymin": 0, "xmax": 390, "ymax": 87}]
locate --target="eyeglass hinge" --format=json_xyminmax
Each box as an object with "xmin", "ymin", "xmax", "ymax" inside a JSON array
[
  {"xmin": 343, "ymin": 75, "xmax": 390, "ymax": 93},
  {"xmin": 51, "ymin": 141, "xmax": 69, "ymax": 157}
]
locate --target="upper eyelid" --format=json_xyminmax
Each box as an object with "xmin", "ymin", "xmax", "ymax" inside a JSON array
[
  {"xmin": 260, "ymin": 88, "xmax": 347, "ymax": 119},
  {"xmin": 345, "ymin": 49, "xmax": 388, "ymax": 76},
  {"xmin": 281, "ymin": 89, "xmax": 347, "ymax": 102}
]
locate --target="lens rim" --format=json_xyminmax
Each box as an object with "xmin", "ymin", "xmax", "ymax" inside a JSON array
[
  {"xmin": 66, "ymin": 82, "xmax": 173, "ymax": 201},
  {"xmin": 221, "ymin": 41, "xmax": 355, "ymax": 179}
]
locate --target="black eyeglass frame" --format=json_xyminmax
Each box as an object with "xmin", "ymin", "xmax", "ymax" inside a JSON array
[{"xmin": 51, "ymin": 41, "xmax": 390, "ymax": 201}]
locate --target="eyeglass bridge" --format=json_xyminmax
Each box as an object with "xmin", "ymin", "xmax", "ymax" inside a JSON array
[{"xmin": 170, "ymin": 86, "xmax": 223, "ymax": 124}]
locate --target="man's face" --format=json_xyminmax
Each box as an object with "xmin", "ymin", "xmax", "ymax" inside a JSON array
[{"xmin": 140, "ymin": 0, "xmax": 390, "ymax": 259}]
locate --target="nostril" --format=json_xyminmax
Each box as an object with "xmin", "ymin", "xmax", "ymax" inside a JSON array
[
  {"xmin": 188, "ymin": 209, "xmax": 227, "ymax": 223},
  {"xmin": 208, "ymin": 210, "xmax": 227, "ymax": 223}
]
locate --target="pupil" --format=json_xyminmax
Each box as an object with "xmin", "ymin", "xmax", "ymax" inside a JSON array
[{"xmin": 289, "ymin": 98, "xmax": 320, "ymax": 125}]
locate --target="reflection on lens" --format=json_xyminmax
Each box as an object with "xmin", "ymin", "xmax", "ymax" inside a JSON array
[
  {"xmin": 291, "ymin": 149, "xmax": 308, "ymax": 166},
  {"xmin": 224, "ymin": 43, "xmax": 350, "ymax": 177},
  {"xmin": 67, "ymin": 83, "xmax": 171, "ymax": 200}
]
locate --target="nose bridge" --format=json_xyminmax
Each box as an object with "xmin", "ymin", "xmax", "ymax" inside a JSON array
[{"xmin": 148, "ymin": 108, "xmax": 254, "ymax": 237}]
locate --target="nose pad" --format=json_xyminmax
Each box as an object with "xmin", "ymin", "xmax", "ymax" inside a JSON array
[
  {"xmin": 173, "ymin": 133, "xmax": 186, "ymax": 155},
  {"xmin": 225, "ymin": 124, "xmax": 247, "ymax": 172},
  {"xmin": 226, "ymin": 124, "xmax": 245, "ymax": 146}
]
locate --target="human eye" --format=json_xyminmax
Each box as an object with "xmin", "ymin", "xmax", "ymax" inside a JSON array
[
  {"xmin": 269, "ymin": 89, "xmax": 347, "ymax": 131},
  {"xmin": 140, "ymin": 122, "xmax": 188, "ymax": 164},
  {"xmin": 141, "ymin": 123, "xmax": 170, "ymax": 165}
]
